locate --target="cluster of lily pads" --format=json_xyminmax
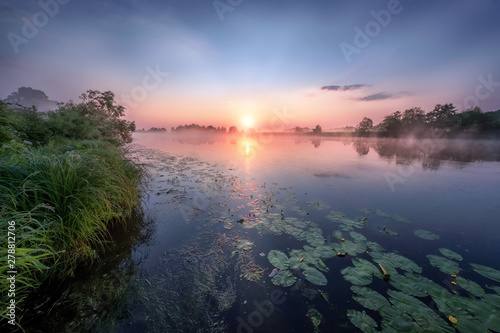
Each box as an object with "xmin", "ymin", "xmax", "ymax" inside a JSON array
[{"xmin": 218, "ymin": 185, "xmax": 500, "ymax": 332}]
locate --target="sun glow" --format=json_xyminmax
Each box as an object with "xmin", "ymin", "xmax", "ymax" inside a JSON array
[{"xmin": 242, "ymin": 116, "xmax": 253, "ymax": 129}]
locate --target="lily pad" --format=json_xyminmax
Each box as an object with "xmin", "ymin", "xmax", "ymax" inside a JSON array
[
  {"xmin": 427, "ymin": 255, "xmax": 460, "ymax": 275},
  {"xmin": 306, "ymin": 231, "xmax": 325, "ymax": 247},
  {"xmin": 351, "ymin": 286, "xmax": 390, "ymax": 311},
  {"xmin": 414, "ymin": 229, "xmax": 440, "ymax": 240},
  {"xmin": 303, "ymin": 267, "xmax": 328, "ymax": 286},
  {"xmin": 288, "ymin": 250, "xmax": 310, "ymax": 270},
  {"xmin": 332, "ymin": 230, "xmax": 343, "ymax": 240},
  {"xmin": 338, "ymin": 240, "xmax": 367, "ymax": 256},
  {"xmin": 268, "ymin": 250, "xmax": 289, "ymax": 270},
  {"xmin": 308, "ymin": 308, "xmax": 323, "ymax": 332},
  {"xmin": 350, "ymin": 231, "xmax": 367, "ymax": 242},
  {"xmin": 342, "ymin": 266, "xmax": 373, "ymax": 286},
  {"xmin": 313, "ymin": 245, "xmax": 336, "ymax": 259},
  {"xmin": 388, "ymin": 290, "xmax": 430, "ymax": 315},
  {"xmin": 380, "ymin": 306, "xmax": 418, "ymax": 332},
  {"xmin": 347, "ymin": 310, "xmax": 377, "ymax": 333},
  {"xmin": 366, "ymin": 241, "xmax": 384, "ymax": 253},
  {"xmin": 439, "ymin": 248, "xmax": 463, "ymax": 261},
  {"xmin": 370, "ymin": 252, "xmax": 422, "ymax": 274},
  {"xmin": 390, "ymin": 272, "xmax": 440, "ymax": 297},
  {"xmin": 456, "ymin": 277, "xmax": 485, "ymax": 297},
  {"xmin": 470, "ymin": 263, "xmax": 500, "ymax": 283},
  {"xmin": 271, "ymin": 269, "xmax": 296, "ymax": 287},
  {"xmin": 465, "ymin": 297, "xmax": 500, "ymax": 332}
]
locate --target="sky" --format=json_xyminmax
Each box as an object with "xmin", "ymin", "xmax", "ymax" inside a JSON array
[{"xmin": 1, "ymin": 0, "xmax": 500, "ymax": 130}]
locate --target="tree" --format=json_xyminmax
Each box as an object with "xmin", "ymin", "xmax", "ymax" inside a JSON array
[
  {"xmin": 228, "ymin": 126, "xmax": 238, "ymax": 134},
  {"xmin": 312, "ymin": 124, "xmax": 322, "ymax": 135},
  {"xmin": 378, "ymin": 111, "xmax": 402, "ymax": 137},
  {"xmin": 401, "ymin": 107, "xmax": 426, "ymax": 131},
  {"xmin": 4, "ymin": 87, "xmax": 58, "ymax": 111},
  {"xmin": 52, "ymin": 90, "xmax": 135, "ymax": 144},
  {"xmin": 426, "ymin": 103, "xmax": 458, "ymax": 129},
  {"xmin": 354, "ymin": 117, "xmax": 373, "ymax": 136}
]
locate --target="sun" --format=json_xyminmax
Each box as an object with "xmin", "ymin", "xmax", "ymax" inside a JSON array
[{"xmin": 242, "ymin": 116, "xmax": 253, "ymax": 129}]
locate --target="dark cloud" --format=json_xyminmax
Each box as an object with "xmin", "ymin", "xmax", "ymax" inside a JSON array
[
  {"xmin": 357, "ymin": 92, "xmax": 394, "ymax": 101},
  {"xmin": 321, "ymin": 84, "xmax": 367, "ymax": 91}
]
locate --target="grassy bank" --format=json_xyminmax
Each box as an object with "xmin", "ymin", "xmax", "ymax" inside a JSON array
[{"xmin": 0, "ymin": 91, "xmax": 142, "ymax": 327}]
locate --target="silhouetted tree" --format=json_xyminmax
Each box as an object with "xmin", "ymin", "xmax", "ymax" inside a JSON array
[
  {"xmin": 355, "ymin": 117, "xmax": 373, "ymax": 136},
  {"xmin": 4, "ymin": 87, "xmax": 58, "ymax": 111},
  {"xmin": 401, "ymin": 107, "xmax": 426, "ymax": 131},
  {"xmin": 426, "ymin": 103, "xmax": 458, "ymax": 129},
  {"xmin": 312, "ymin": 124, "xmax": 322, "ymax": 134},
  {"xmin": 228, "ymin": 126, "xmax": 238, "ymax": 134},
  {"xmin": 378, "ymin": 111, "xmax": 402, "ymax": 137}
]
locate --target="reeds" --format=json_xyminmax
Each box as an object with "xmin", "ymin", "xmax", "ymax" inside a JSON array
[{"xmin": 0, "ymin": 96, "xmax": 143, "ymax": 325}]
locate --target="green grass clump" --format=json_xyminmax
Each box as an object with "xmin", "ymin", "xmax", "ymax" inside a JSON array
[{"xmin": 0, "ymin": 90, "xmax": 143, "ymax": 326}]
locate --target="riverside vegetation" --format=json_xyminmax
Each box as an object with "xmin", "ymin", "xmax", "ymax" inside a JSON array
[{"xmin": 0, "ymin": 90, "xmax": 142, "ymax": 327}]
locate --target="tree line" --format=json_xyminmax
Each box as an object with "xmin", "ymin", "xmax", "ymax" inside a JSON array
[{"xmin": 354, "ymin": 104, "xmax": 500, "ymax": 138}]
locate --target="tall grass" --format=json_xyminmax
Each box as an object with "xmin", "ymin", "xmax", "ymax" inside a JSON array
[{"xmin": 0, "ymin": 92, "xmax": 143, "ymax": 326}]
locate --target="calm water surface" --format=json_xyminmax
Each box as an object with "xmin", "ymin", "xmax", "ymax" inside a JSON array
[{"xmin": 33, "ymin": 133, "xmax": 500, "ymax": 332}]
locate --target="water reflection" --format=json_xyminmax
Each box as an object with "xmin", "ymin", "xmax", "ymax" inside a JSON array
[
  {"xmin": 349, "ymin": 138, "xmax": 500, "ymax": 170},
  {"xmin": 20, "ymin": 209, "xmax": 155, "ymax": 333}
]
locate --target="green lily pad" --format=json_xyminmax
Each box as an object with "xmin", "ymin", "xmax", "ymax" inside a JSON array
[
  {"xmin": 306, "ymin": 231, "xmax": 325, "ymax": 247},
  {"xmin": 271, "ymin": 269, "xmax": 296, "ymax": 287},
  {"xmin": 350, "ymin": 231, "xmax": 367, "ymax": 242},
  {"xmin": 366, "ymin": 241, "xmax": 384, "ymax": 253},
  {"xmin": 342, "ymin": 266, "xmax": 373, "ymax": 286},
  {"xmin": 347, "ymin": 310, "xmax": 377, "ymax": 333},
  {"xmin": 351, "ymin": 286, "xmax": 390, "ymax": 311},
  {"xmin": 414, "ymin": 229, "xmax": 440, "ymax": 240},
  {"xmin": 267, "ymin": 250, "xmax": 288, "ymax": 269},
  {"xmin": 390, "ymin": 272, "xmax": 440, "ymax": 297},
  {"xmin": 288, "ymin": 250, "xmax": 310, "ymax": 270},
  {"xmin": 465, "ymin": 297, "xmax": 500, "ymax": 331},
  {"xmin": 268, "ymin": 250, "xmax": 289, "ymax": 270},
  {"xmin": 313, "ymin": 245, "xmax": 336, "ymax": 258},
  {"xmin": 427, "ymin": 255, "xmax": 460, "ymax": 275},
  {"xmin": 439, "ymin": 248, "xmax": 463, "ymax": 261},
  {"xmin": 470, "ymin": 263, "xmax": 500, "ymax": 283},
  {"xmin": 339, "ymin": 240, "xmax": 367, "ymax": 256},
  {"xmin": 370, "ymin": 252, "xmax": 422, "ymax": 274},
  {"xmin": 388, "ymin": 290, "xmax": 430, "ymax": 315},
  {"xmin": 303, "ymin": 267, "xmax": 327, "ymax": 286},
  {"xmin": 332, "ymin": 230, "xmax": 343, "ymax": 240},
  {"xmin": 456, "ymin": 277, "xmax": 485, "ymax": 297},
  {"xmin": 308, "ymin": 308, "xmax": 323, "ymax": 332},
  {"xmin": 380, "ymin": 306, "xmax": 418, "ymax": 332}
]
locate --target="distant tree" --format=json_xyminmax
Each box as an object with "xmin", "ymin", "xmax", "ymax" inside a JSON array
[
  {"xmin": 4, "ymin": 87, "xmax": 58, "ymax": 111},
  {"xmin": 426, "ymin": 103, "xmax": 458, "ymax": 129},
  {"xmin": 228, "ymin": 126, "xmax": 238, "ymax": 134},
  {"xmin": 354, "ymin": 117, "xmax": 373, "ymax": 136},
  {"xmin": 401, "ymin": 107, "xmax": 426, "ymax": 132},
  {"xmin": 378, "ymin": 111, "xmax": 402, "ymax": 137},
  {"xmin": 312, "ymin": 124, "xmax": 322, "ymax": 135}
]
